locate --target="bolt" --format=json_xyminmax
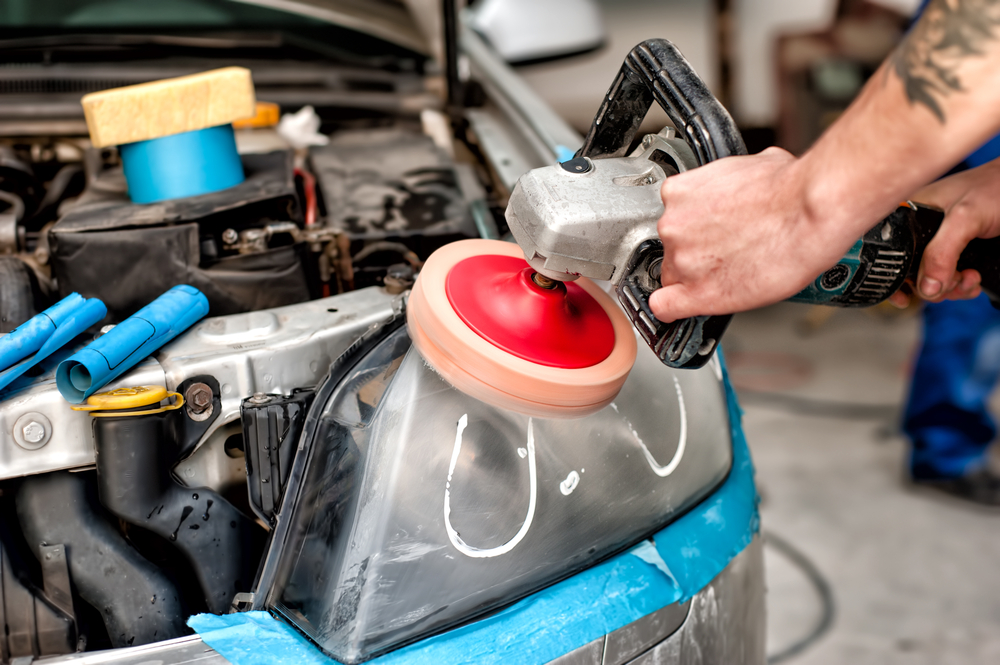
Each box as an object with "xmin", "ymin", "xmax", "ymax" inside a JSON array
[
  {"xmin": 530, "ymin": 272, "xmax": 559, "ymax": 290},
  {"xmin": 249, "ymin": 392, "xmax": 271, "ymax": 405},
  {"xmin": 222, "ymin": 228, "xmax": 239, "ymax": 244},
  {"xmin": 384, "ymin": 263, "xmax": 415, "ymax": 294},
  {"xmin": 22, "ymin": 421, "xmax": 46, "ymax": 444},
  {"xmin": 185, "ymin": 382, "xmax": 213, "ymax": 414}
]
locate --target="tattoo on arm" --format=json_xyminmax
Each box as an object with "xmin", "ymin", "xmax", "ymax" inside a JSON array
[{"xmin": 891, "ymin": 0, "xmax": 1000, "ymax": 122}]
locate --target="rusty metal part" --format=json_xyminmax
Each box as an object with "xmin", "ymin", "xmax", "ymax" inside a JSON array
[
  {"xmin": 185, "ymin": 382, "xmax": 215, "ymax": 421},
  {"xmin": 530, "ymin": 272, "xmax": 559, "ymax": 290},
  {"xmin": 383, "ymin": 263, "xmax": 415, "ymax": 294}
]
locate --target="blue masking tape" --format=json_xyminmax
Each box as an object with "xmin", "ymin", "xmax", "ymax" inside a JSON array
[
  {"xmin": 56, "ymin": 285, "xmax": 209, "ymax": 403},
  {"xmin": 119, "ymin": 124, "xmax": 244, "ymax": 204},
  {"xmin": 0, "ymin": 297, "xmax": 108, "ymax": 393},
  {"xmin": 0, "ymin": 292, "xmax": 85, "ymax": 371},
  {"xmin": 190, "ymin": 351, "xmax": 759, "ymax": 665}
]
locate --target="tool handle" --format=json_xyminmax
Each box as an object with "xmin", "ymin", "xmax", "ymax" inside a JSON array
[
  {"xmin": 790, "ymin": 202, "xmax": 1000, "ymax": 308},
  {"xmin": 578, "ymin": 39, "xmax": 746, "ymax": 163},
  {"xmin": 579, "ymin": 39, "xmax": 746, "ymax": 369}
]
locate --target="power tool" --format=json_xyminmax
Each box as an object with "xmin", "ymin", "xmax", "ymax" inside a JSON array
[{"xmin": 505, "ymin": 38, "xmax": 1000, "ymax": 370}]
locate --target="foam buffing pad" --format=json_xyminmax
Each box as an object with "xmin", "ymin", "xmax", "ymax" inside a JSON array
[{"xmin": 407, "ymin": 239, "xmax": 637, "ymax": 418}]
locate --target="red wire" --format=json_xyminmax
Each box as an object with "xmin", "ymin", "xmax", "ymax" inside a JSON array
[{"xmin": 294, "ymin": 167, "xmax": 317, "ymax": 227}]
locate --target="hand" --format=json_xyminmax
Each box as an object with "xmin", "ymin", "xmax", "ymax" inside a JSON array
[
  {"xmin": 887, "ymin": 159, "xmax": 1000, "ymax": 308},
  {"xmin": 648, "ymin": 147, "xmax": 867, "ymax": 322}
]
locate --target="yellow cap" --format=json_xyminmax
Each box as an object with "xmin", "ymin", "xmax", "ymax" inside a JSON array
[
  {"xmin": 232, "ymin": 101, "xmax": 281, "ymax": 129},
  {"xmin": 71, "ymin": 385, "xmax": 184, "ymax": 417}
]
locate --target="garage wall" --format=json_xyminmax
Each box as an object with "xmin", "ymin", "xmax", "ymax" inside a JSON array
[
  {"xmin": 514, "ymin": 0, "xmax": 718, "ymax": 134},
  {"xmin": 731, "ymin": 0, "xmax": 921, "ymax": 127}
]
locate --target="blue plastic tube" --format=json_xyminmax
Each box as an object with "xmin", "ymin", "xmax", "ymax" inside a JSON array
[
  {"xmin": 0, "ymin": 297, "xmax": 108, "ymax": 392},
  {"xmin": 119, "ymin": 124, "xmax": 245, "ymax": 204},
  {"xmin": 0, "ymin": 292, "xmax": 87, "ymax": 371},
  {"xmin": 56, "ymin": 285, "xmax": 209, "ymax": 403}
]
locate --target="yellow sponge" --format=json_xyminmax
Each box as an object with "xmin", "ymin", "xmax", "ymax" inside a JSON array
[{"xmin": 82, "ymin": 67, "xmax": 256, "ymax": 148}]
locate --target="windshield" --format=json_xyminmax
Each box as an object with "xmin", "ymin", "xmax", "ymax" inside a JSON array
[
  {"xmin": 0, "ymin": 0, "xmax": 425, "ymax": 62},
  {"xmin": 0, "ymin": 0, "xmax": 330, "ymax": 28}
]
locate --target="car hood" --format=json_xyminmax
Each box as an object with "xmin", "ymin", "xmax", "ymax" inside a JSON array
[{"xmin": 234, "ymin": 0, "xmax": 441, "ymax": 59}]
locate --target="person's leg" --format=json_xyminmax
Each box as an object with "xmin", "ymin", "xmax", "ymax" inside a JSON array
[{"xmin": 904, "ymin": 294, "xmax": 1000, "ymax": 483}]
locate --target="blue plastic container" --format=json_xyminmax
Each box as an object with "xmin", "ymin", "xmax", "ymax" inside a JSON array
[{"xmin": 119, "ymin": 124, "xmax": 244, "ymax": 204}]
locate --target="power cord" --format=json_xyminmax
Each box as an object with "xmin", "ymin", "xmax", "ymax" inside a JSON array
[
  {"xmin": 738, "ymin": 390, "xmax": 899, "ymax": 421},
  {"xmin": 764, "ymin": 530, "xmax": 836, "ymax": 664}
]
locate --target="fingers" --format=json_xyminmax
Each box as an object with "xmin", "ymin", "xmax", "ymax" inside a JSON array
[
  {"xmin": 649, "ymin": 285, "xmax": 699, "ymax": 323},
  {"xmin": 939, "ymin": 268, "xmax": 982, "ymax": 301},
  {"xmin": 887, "ymin": 286, "xmax": 911, "ymax": 309},
  {"xmin": 917, "ymin": 204, "xmax": 985, "ymax": 299}
]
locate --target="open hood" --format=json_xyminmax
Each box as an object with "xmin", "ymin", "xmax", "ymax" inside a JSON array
[{"xmin": 234, "ymin": 0, "xmax": 436, "ymax": 57}]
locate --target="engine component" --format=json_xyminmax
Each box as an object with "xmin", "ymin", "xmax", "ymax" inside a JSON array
[
  {"xmin": 56, "ymin": 285, "xmax": 208, "ymax": 403},
  {"xmin": 310, "ymin": 128, "xmax": 478, "ymax": 242},
  {"xmin": 241, "ymin": 389, "xmax": 315, "ymax": 524},
  {"xmin": 406, "ymin": 239, "xmax": 636, "ymax": 418},
  {"xmin": 0, "ymin": 287, "xmax": 398, "ymax": 483},
  {"xmin": 0, "ymin": 147, "xmax": 41, "ymax": 223},
  {"xmin": 49, "ymin": 150, "xmax": 309, "ymax": 323},
  {"xmin": 90, "ymin": 399, "xmax": 262, "ymax": 614},
  {"xmin": 0, "ymin": 539, "xmax": 76, "ymax": 661},
  {"xmin": 0, "ymin": 256, "xmax": 35, "ymax": 333},
  {"xmin": 16, "ymin": 471, "xmax": 187, "ymax": 648}
]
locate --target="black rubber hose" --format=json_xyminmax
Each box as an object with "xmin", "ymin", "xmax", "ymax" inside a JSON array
[
  {"xmin": 93, "ymin": 411, "xmax": 261, "ymax": 614},
  {"xmin": 0, "ymin": 257, "xmax": 35, "ymax": 333},
  {"xmin": 16, "ymin": 471, "xmax": 187, "ymax": 648},
  {"xmin": 764, "ymin": 530, "xmax": 836, "ymax": 664}
]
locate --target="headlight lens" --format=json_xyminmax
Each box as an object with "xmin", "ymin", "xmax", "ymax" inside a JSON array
[{"xmin": 267, "ymin": 325, "xmax": 732, "ymax": 663}]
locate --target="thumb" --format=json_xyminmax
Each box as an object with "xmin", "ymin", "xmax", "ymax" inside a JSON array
[
  {"xmin": 648, "ymin": 284, "xmax": 702, "ymax": 323},
  {"xmin": 918, "ymin": 206, "xmax": 983, "ymax": 299}
]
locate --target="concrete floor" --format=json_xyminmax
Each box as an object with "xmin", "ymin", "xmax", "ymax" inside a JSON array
[{"xmin": 725, "ymin": 303, "xmax": 1000, "ymax": 663}]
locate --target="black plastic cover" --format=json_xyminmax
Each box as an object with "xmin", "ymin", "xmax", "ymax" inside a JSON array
[
  {"xmin": 242, "ymin": 389, "xmax": 315, "ymax": 524},
  {"xmin": 49, "ymin": 151, "xmax": 310, "ymax": 322}
]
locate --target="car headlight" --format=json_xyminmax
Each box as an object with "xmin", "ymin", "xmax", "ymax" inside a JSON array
[{"xmin": 262, "ymin": 320, "xmax": 732, "ymax": 663}]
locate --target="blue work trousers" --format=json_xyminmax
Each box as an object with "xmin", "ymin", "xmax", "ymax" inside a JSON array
[{"xmin": 904, "ymin": 295, "xmax": 1000, "ymax": 479}]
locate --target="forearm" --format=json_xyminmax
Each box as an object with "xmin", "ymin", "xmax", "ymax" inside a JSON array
[{"xmin": 795, "ymin": 0, "xmax": 1000, "ymax": 241}]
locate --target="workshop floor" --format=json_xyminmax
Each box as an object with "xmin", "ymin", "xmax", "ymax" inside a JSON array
[{"xmin": 725, "ymin": 303, "xmax": 1000, "ymax": 664}]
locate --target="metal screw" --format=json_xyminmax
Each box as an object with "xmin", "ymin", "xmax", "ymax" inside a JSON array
[
  {"xmin": 22, "ymin": 421, "xmax": 45, "ymax": 444},
  {"xmin": 13, "ymin": 412, "xmax": 51, "ymax": 450},
  {"xmin": 249, "ymin": 392, "xmax": 271, "ymax": 404},
  {"xmin": 185, "ymin": 382, "xmax": 213, "ymax": 415},
  {"xmin": 222, "ymin": 228, "xmax": 239, "ymax": 244},
  {"xmin": 384, "ymin": 263, "xmax": 415, "ymax": 294},
  {"xmin": 530, "ymin": 273, "xmax": 559, "ymax": 290}
]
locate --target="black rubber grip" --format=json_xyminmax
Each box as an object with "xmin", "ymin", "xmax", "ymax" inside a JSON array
[
  {"xmin": 578, "ymin": 39, "xmax": 746, "ymax": 163},
  {"xmin": 578, "ymin": 39, "xmax": 746, "ymax": 369}
]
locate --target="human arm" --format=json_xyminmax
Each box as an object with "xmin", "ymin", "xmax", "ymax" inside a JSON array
[{"xmin": 649, "ymin": 0, "xmax": 1000, "ymax": 322}]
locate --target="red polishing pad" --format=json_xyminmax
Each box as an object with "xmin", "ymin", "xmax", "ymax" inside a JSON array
[
  {"xmin": 406, "ymin": 239, "xmax": 637, "ymax": 419},
  {"xmin": 445, "ymin": 255, "xmax": 615, "ymax": 369}
]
